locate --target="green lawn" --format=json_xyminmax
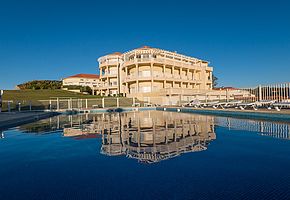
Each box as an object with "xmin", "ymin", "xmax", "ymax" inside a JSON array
[
  {"xmin": 1, "ymin": 90, "xmax": 140, "ymax": 111},
  {"xmin": 2, "ymin": 89, "xmax": 101, "ymax": 101}
]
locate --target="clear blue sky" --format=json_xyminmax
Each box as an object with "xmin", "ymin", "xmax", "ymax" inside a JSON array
[{"xmin": 0, "ymin": 0, "xmax": 289, "ymax": 89}]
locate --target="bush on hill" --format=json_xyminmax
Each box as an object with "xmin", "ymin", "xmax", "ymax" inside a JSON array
[
  {"xmin": 17, "ymin": 80, "xmax": 62, "ymax": 90},
  {"xmin": 62, "ymin": 85, "xmax": 92, "ymax": 95}
]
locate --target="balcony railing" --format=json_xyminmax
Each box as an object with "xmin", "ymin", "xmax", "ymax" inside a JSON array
[
  {"xmin": 123, "ymin": 73, "xmax": 200, "ymax": 82},
  {"xmin": 159, "ymin": 88, "xmax": 204, "ymax": 95},
  {"xmin": 123, "ymin": 58, "xmax": 211, "ymax": 71},
  {"xmin": 101, "ymin": 73, "xmax": 118, "ymax": 78},
  {"xmin": 99, "ymin": 61, "xmax": 119, "ymax": 67},
  {"xmin": 97, "ymin": 83, "xmax": 118, "ymax": 89}
]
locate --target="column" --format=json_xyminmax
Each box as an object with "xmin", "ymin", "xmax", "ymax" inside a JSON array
[
  {"xmin": 57, "ymin": 98, "xmax": 59, "ymax": 111},
  {"xmin": 151, "ymin": 63, "xmax": 153, "ymax": 92},
  {"xmin": 102, "ymin": 98, "xmax": 105, "ymax": 108},
  {"xmin": 226, "ymin": 89, "xmax": 229, "ymax": 102},
  {"xmin": 117, "ymin": 98, "xmax": 119, "ymax": 108},
  {"xmin": 258, "ymin": 85, "xmax": 262, "ymax": 101},
  {"xmin": 137, "ymin": 116, "xmax": 141, "ymax": 148},
  {"xmin": 49, "ymin": 100, "xmax": 52, "ymax": 111}
]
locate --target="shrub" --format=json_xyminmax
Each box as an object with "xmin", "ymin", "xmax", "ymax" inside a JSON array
[
  {"xmin": 17, "ymin": 80, "xmax": 62, "ymax": 90},
  {"xmin": 62, "ymin": 85, "xmax": 92, "ymax": 95}
]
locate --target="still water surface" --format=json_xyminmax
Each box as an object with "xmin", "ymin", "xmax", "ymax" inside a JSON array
[{"xmin": 1, "ymin": 111, "xmax": 290, "ymax": 200}]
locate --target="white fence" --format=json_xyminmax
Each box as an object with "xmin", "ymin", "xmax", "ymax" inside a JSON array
[
  {"xmin": 139, "ymin": 83, "xmax": 290, "ymax": 106},
  {"xmin": 240, "ymin": 83, "xmax": 290, "ymax": 102},
  {"xmin": 1, "ymin": 82, "xmax": 290, "ymax": 112},
  {"xmin": 216, "ymin": 117, "xmax": 290, "ymax": 140},
  {"xmin": 1, "ymin": 97, "xmax": 144, "ymax": 112}
]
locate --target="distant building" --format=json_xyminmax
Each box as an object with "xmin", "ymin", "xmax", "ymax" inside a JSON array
[
  {"xmin": 62, "ymin": 74, "xmax": 101, "ymax": 91},
  {"xmin": 205, "ymin": 87, "xmax": 254, "ymax": 101}
]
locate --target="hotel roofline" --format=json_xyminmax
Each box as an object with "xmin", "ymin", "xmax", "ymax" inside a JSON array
[{"xmin": 97, "ymin": 46, "xmax": 210, "ymax": 64}]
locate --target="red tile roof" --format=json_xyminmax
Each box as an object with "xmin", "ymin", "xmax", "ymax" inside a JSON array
[
  {"xmin": 138, "ymin": 45, "xmax": 151, "ymax": 49},
  {"xmin": 67, "ymin": 74, "xmax": 100, "ymax": 79},
  {"xmin": 109, "ymin": 52, "xmax": 122, "ymax": 56}
]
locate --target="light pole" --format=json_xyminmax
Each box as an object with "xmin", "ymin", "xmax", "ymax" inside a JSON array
[{"xmin": 0, "ymin": 90, "xmax": 3, "ymax": 113}]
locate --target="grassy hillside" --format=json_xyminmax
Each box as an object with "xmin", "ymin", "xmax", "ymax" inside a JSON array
[
  {"xmin": 1, "ymin": 90, "xmax": 140, "ymax": 111},
  {"xmin": 2, "ymin": 89, "xmax": 100, "ymax": 101}
]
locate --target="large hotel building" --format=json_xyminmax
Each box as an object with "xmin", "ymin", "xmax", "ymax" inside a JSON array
[{"xmin": 96, "ymin": 46, "xmax": 213, "ymax": 104}]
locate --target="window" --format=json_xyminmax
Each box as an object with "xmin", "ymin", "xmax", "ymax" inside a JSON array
[
  {"xmin": 141, "ymin": 86, "xmax": 151, "ymax": 93},
  {"xmin": 110, "ymin": 81, "xmax": 118, "ymax": 86},
  {"xmin": 143, "ymin": 54, "xmax": 149, "ymax": 58},
  {"xmin": 130, "ymin": 86, "xmax": 136, "ymax": 93},
  {"xmin": 109, "ymin": 58, "xmax": 118, "ymax": 62},
  {"xmin": 110, "ymin": 70, "xmax": 117, "ymax": 75},
  {"xmin": 140, "ymin": 71, "xmax": 151, "ymax": 77}
]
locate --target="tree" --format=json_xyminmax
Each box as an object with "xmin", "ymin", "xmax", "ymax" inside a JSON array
[
  {"xmin": 62, "ymin": 85, "xmax": 93, "ymax": 95},
  {"xmin": 17, "ymin": 80, "xmax": 62, "ymax": 90},
  {"xmin": 80, "ymin": 86, "xmax": 92, "ymax": 95},
  {"xmin": 212, "ymin": 74, "xmax": 218, "ymax": 88}
]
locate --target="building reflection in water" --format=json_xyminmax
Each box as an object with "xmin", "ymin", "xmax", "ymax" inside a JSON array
[
  {"xmin": 215, "ymin": 117, "xmax": 290, "ymax": 140},
  {"xmin": 12, "ymin": 111, "xmax": 290, "ymax": 144},
  {"xmin": 7, "ymin": 110, "xmax": 290, "ymax": 163},
  {"xmin": 99, "ymin": 111, "xmax": 216, "ymax": 163},
  {"xmin": 17, "ymin": 111, "xmax": 215, "ymax": 163}
]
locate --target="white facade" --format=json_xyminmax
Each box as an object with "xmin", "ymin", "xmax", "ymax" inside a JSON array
[{"xmin": 62, "ymin": 74, "xmax": 101, "ymax": 89}]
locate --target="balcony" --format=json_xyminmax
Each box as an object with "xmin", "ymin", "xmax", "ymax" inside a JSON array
[
  {"xmin": 99, "ymin": 61, "xmax": 120, "ymax": 67},
  {"xmin": 97, "ymin": 83, "xmax": 118, "ymax": 89},
  {"xmin": 123, "ymin": 57, "xmax": 207, "ymax": 71},
  {"xmin": 122, "ymin": 73, "xmax": 199, "ymax": 83},
  {"xmin": 159, "ymin": 88, "xmax": 204, "ymax": 95},
  {"xmin": 100, "ymin": 73, "xmax": 118, "ymax": 79}
]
